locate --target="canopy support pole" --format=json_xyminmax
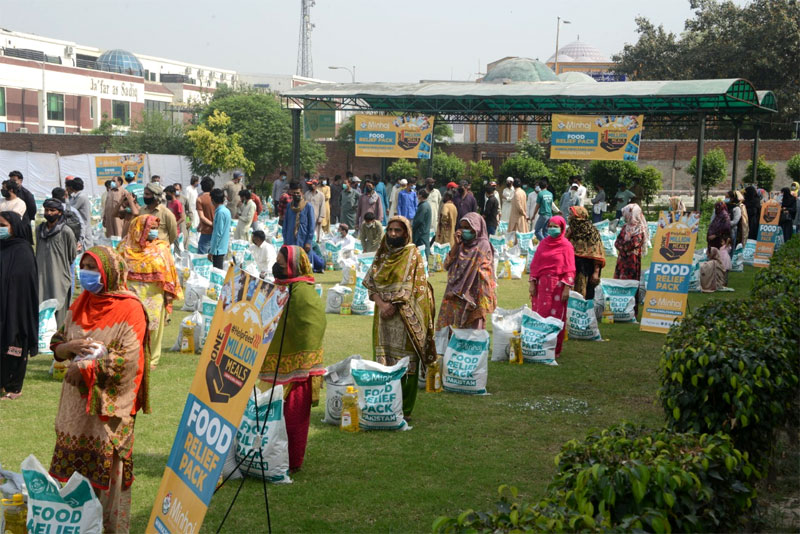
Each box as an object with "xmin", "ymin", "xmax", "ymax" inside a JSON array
[
  {"xmin": 292, "ymin": 109, "xmax": 301, "ymax": 181},
  {"xmin": 694, "ymin": 114, "xmax": 706, "ymax": 212},
  {"xmin": 731, "ymin": 123, "xmax": 740, "ymax": 191},
  {"xmin": 751, "ymin": 124, "xmax": 760, "ymax": 186}
]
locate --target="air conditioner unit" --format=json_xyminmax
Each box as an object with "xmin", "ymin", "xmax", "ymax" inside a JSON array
[
  {"xmin": 197, "ymin": 69, "xmax": 204, "ymax": 78},
  {"xmin": 184, "ymin": 66, "xmax": 192, "ymax": 75},
  {"xmin": 18, "ymin": 127, "xmax": 28, "ymax": 133},
  {"xmin": 64, "ymin": 45, "xmax": 74, "ymax": 57}
]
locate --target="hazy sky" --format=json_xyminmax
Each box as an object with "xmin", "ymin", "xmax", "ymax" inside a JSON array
[{"xmin": 0, "ymin": 0, "xmax": 732, "ymax": 83}]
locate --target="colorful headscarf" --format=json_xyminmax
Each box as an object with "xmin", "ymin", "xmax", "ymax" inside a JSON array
[
  {"xmin": 443, "ymin": 213, "xmax": 497, "ymax": 322},
  {"xmin": 621, "ymin": 204, "xmax": 650, "ymax": 249},
  {"xmin": 707, "ymin": 201, "xmax": 731, "ymax": 238},
  {"xmin": 275, "ymin": 245, "xmax": 315, "ymax": 285},
  {"xmin": 567, "ymin": 206, "xmax": 605, "ymax": 266},
  {"xmin": 529, "ymin": 215, "xmax": 575, "ymax": 279},
  {"xmin": 117, "ymin": 215, "xmax": 182, "ymax": 309}
]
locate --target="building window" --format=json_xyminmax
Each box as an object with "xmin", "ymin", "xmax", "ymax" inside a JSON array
[
  {"xmin": 90, "ymin": 99, "xmax": 94, "ymax": 120},
  {"xmin": 47, "ymin": 93, "xmax": 64, "ymax": 121},
  {"xmin": 112, "ymin": 100, "xmax": 130, "ymax": 126},
  {"xmin": 0, "ymin": 88, "xmax": 5, "ymax": 116},
  {"xmin": 0, "ymin": 123, "xmax": 6, "ymax": 132}
]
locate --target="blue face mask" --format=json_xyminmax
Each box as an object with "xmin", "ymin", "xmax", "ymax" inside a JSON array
[
  {"xmin": 547, "ymin": 227, "xmax": 562, "ymax": 238},
  {"xmin": 461, "ymin": 229, "xmax": 475, "ymax": 241},
  {"xmin": 535, "ymin": 186, "xmax": 541, "ymax": 193},
  {"xmin": 79, "ymin": 269, "xmax": 104, "ymax": 294},
  {"xmin": 147, "ymin": 229, "xmax": 158, "ymax": 240},
  {"xmin": 724, "ymin": 198, "xmax": 730, "ymax": 203},
  {"xmin": 0, "ymin": 227, "xmax": 9, "ymax": 240}
]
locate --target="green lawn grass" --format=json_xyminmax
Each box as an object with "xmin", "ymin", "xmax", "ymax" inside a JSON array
[{"xmin": 0, "ymin": 256, "xmax": 763, "ymax": 533}]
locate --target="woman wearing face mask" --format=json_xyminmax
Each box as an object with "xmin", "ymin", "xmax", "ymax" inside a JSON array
[
  {"xmin": 363, "ymin": 216, "xmax": 436, "ymax": 418},
  {"xmin": 117, "ymin": 215, "xmax": 182, "ymax": 370},
  {"xmin": 49, "ymin": 245, "xmax": 149, "ymax": 533},
  {"xmin": 565, "ymin": 206, "xmax": 605, "ymax": 300},
  {"xmin": 528, "ymin": 215, "xmax": 575, "ymax": 359},
  {"xmin": 259, "ymin": 245, "xmax": 326, "ymax": 473},
  {"xmin": 0, "ymin": 211, "xmax": 38, "ymax": 400},
  {"xmin": 436, "ymin": 213, "xmax": 496, "ymax": 332},
  {"xmin": 615, "ymin": 204, "xmax": 650, "ymax": 283},
  {"xmin": 779, "ymin": 186, "xmax": 797, "ymax": 240}
]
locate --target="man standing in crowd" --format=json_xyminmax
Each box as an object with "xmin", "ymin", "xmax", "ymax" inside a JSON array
[
  {"xmin": 374, "ymin": 175, "xmax": 389, "ymax": 224},
  {"xmin": 425, "ymin": 177, "xmax": 441, "ymax": 237},
  {"xmin": 508, "ymin": 178, "xmax": 529, "ymax": 234},
  {"xmin": 560, "ymin": 183, "xmax": 580, "ymax": 216},
  {"xmin": 150, "ymin": 174, "xmax": 162, "ymax": 185},
  {"xmin": 397, "ymin": 179, "xmax": 416, "ymax": 220},
  {"xmin": 483, "ymin": 181, "xmax": 500, "ymax": 235},
  {"xmin": 358, "ymin": 211, "xmax": 383, "ymax": 253},
  {"xmin": 304, "ymin": 178, "xmax": 326, "ymax": 239},
  {"xmin": 224, "ymin": 171, "xmax": 244, "ymax": 217},
  {"xmin": 36, "ymin": 198, "xmax": 77, "ymax": 328},
  {"xmin": 235, "ymin": 189, "xmax": 257, "ymax": 240},
  {"xmin": 412, "ymin": 189, "xmax": 432, "ymax": 259},
  {"xmin": 123, "ymin": 170, "xmax": 145, "ymax": 207},
  {"xmin": 250, "ymin": 230, "xmax": 276, "ymax": 278},
  {"xmin": 8, "ymin": 170, "xmax": 36, "ymax": 221},
  {"xmin": 141, "ymin": 183, "xmax": 178, "ymax": 245},
  {"xmin": 614, "ymin": 183, "xmax": 635, "ymax": 219},
  {"xmin": 532, "ymin": 179, "xmax": 554, "ymax": 241},
  {"xmin": 389, "ymin": 177, "xmax": 403, "ymax": 217},
  {"xmin": 65, "ymin": 177, "xmax": 92, "ymax": 250},
  {"xmin": 196, "ymin": 177, "xmax": 216, "ymax": 254},
  {"xmin": 453, "ymin": 180, "xmax": 478, "ymax": 221},
  {"xmin": 209, "ymin": 188, "xmax": 231, "ymax": 270},
  {"xmin": 283, "ymin": 181, "xmax": 315, "ymax": 254},
  {"xmin": 185, "ymin": 176, "xmax": 200, "ymax": 230},
  {"xmin": 340, "ymin": 175, "xmax": 360, "ymax": 228},
  {"xmin": 272, "ymin": 170, "xmax": 288, "ymax": 215},
  {"xmin": 164, "ymin": 186, "xmax": 186, "ymax": 248},
  {"xmin": 575, "ymin": 176, "xmax": 588, "ymax": 207},
  {"xmin": 357, "ymin": 179, "xmax": 384, "ymax": 228},
  {"xmin": 250, "ymin": 189, "xmax": 263, "ymax": 230},
  {"xmin": 102, "ymin": 179, "xmax": 123, "ymax": 238},
  {"xmin": 329, "ymin": 175, "xmax": 343, "ymax": 225}
]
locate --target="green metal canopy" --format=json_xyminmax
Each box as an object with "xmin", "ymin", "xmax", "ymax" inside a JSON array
[{"xmin": 282, "ymin": 78, "xmax": 777, "ymax": 123}]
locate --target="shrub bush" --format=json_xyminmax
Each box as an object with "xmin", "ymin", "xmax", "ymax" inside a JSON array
[
  {"xmin": 745, "ymin": 155, "xmax": 777, "ymax": 192},
  {"xmin": 687, "ymin": 148, "xmax": 727, "ymax": 201},
  {"xmin": 433, "ymin": 424, "xmax": 759, "ymax": 533},
  {"xmin": 787, "ymin": 153, "xmax": 800, "ymax": 182},
  {"xmin": 658, "ymin": 297, "xmax": 799, "ymax": 462},
  {"xmin": 385, "ymin": 159, "xmax": 419, "ymax": 181}
]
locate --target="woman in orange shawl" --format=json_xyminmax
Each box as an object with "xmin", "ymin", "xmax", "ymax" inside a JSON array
[
  {"xmin": 363, "ymin": 216, "xmax": 436, "ymax": 417},
  {"xmin": 565, "ymin": 206, "xmax": 605, "ymax": 299},
  {"xmin": 50, "ymin": 246, "xmax": 149, "ymax": 534},
  {"xmin": 118, "ymin": 215, "xmax": 181, "ymax": 369}
]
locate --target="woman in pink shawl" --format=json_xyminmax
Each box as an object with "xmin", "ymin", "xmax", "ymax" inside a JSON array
[
  {"xmin": 437, "ymin": 212, "xmax": 497, "ymax": 330},
  {"xmin": 528, "ymin": 215, "xmax": 575, "ymax": 358}
]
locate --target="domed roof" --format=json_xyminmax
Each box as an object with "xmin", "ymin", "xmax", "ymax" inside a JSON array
[
  {"xmin": 482, "ymin": 57, "xmax": 558, "ymax": 83},
  {"xmin": 557, "ymin": 71, "xmax": 597, "ymax": 83},
  {"xmin": 96, "ymin": 49, "xmax": 144, "ymax": 77},
  {"xmin": 546, "ymin": 40, "xmax": 610, "ymax": 64}
]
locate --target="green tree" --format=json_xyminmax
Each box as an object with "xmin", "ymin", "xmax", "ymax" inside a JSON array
[
  {"xmin": 199, "ymin": 89, "xmax": 327, "ymax": 183},
  {"xmin": 586, "ymin": 161, "xmax": 641, "ymax": 203},
  {"xmin": 433, "ymin": 121, "xmax": 454, "ymax": 144},
  {"xmin": 109, "ymin": 111, "xmax": 189, "ymax": 155},
  {"xmin": 335, "ymin": 115, "xmax": 356, "ymax": 155},
  {"xmin": 613, "ymin": 0, "xmax": 800, "ymax": 137},
  {"xmin": 498, "ymin": 156, "xmax": 550, "ymax": 189},
  {"xmin": 687, "ymin": 148, "xmax": 727, "ymax": 201},
  {"xmin": 637, "ymin": 165, "xmax": 664, "ymax": 206},
  {"xmin": 514, "ymin": 134, "xmax": 547, "ymax": 161},
  {"xmin": 386, "ymin": 159, "xmax": 418, "ymax": 181},
  {"xmin": 465, "ymin": 160, "xmax": 495, "ymax": 191},
  {"xmin": 90, "ymin": 113, "xmax": 119, "ymax": 136},
  {"xmin": 551, "ymin": 162, "xmax": 583, "ymax": 198},
  {"xmin": 745, "ymin": 155, "xmax": 777, "ymax": 191},
  {"xmin": 431, "ymin": 149, "xmax": 466, "ymax": 185},
  {"xmin": 187, "ymin": 110, "xmax": 253, "ymax": 176},
  {"xmin": 786, "ymin": 153, "xmax": 800, "ymax": 182}
]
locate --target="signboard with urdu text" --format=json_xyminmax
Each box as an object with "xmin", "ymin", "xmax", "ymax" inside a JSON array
[
  {"xmin": 147, "ymin": 266, "xmax": 288, "ymax": 533},
  {"xmin": 753, "ymin": 199, "xmax": 783, "ymax": 267},
  {"xmin": 640, "ymin": 210, "xmax": 700, "ymax": 334},
  {"xmin": 355, "ymin": 114, "xmax": 435, "ymax": 159},
  {"xmin": 94, "ymin": 154, "xmax": 145, "ymax": 185},
  {"xmin": 550, "ymin": 114, "xmax": 643, "ymax": 161}
]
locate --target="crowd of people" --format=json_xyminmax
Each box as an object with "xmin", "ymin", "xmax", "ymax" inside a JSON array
[{"xmin": 1, "ymin": 166, "xmax": 798, "ymax": 533}]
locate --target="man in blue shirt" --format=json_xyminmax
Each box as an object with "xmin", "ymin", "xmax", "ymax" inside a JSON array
[
  {"xmin": 124, "ymin": 171, "xmax": 145, "ymax": 207},
  {"xmin": 374, "ymin": 175, "xmax": 389, "ymax": 224},
  {"xmin": 397, "ymin": 179, "xmax": 417, "ymax": 220},
  {"xmin": 282, "ymin": 181, "xmax": 315, "ymax": 254},
  {"xmin": 208, "ymin": 188, "xmax": 232, "ymax": 270},
  {"xmin": 531, "ymin": 179, "xmax": 554, "ymax": 241}
]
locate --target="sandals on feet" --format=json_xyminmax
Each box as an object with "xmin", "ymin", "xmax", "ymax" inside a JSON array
[{"xmin": 1, "ymin": 392, "xmax": 22, "ymax": 400}]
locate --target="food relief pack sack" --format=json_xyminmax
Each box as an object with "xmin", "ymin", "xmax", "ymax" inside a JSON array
[
  {"xmin": 430, "ymin": 242, "xmax": 450, "ymax": 272},
  {"xmin": 22, "ymin": 454, "xmax": 103, "ymax": 534},
  {"xmin": 490, "ymin": 306, "xmax": 526, "ymax": 361},
  {"xmin": 566, "ymin": 291, "xmax": 602, "ymax": 341},
  {"xmin": 37, "ymin": 299, "xmax": 59, "ymax": 355},
  {"xmin": 597, "ymin": 279, "xmax": 639, "ymax": 322},
  {"xmin": 322, "ymin": 355, "xmax": 363, "ymax": 425},
  {"xmin": 442, "ymin": 328, "xmax": 490, "ymax": 395},
  {"xmin": 351, "ymin": 266, "xmax": 375, "ymax": 315},
  {"xmin": 350, "ymin": 357, "xmax": 409, "ymax": 431},
  {"xmin": 520, "ymin": 308, "xmax": 563, "ymax": 365},
  {"xmin": 234, "ymin": 385, "xmax": 291, "ymax": 484},
  {"xmin": 515, "ymin": 231, "xmax": 535, "ymax": 256},
  {"xmin": 496, "ymin": 254, "xmax": 525, "ymax": 280},
  {"xmin": 731, "ymin": 243, "xmax": 744, "ymax": 272},
  {"xmin": 325, "ymin": 285, "xmax": 353, "ymax": 314},
  {"xmin": 489, "ymin": 235, "xmax": 506, "ymax": 256}
]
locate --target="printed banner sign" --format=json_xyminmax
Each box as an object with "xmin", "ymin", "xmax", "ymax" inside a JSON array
[
  {"xmin": 94, "ymin": 154, "xmax": 145, "ymax": 185},
  {"xmin": 550, "ymin": 114, "xmax": 643, "ymax": 161},
  {"xmin": 354, "ymin": 114, "xmax": 435, "ymax": 159},
  {"xmin": 640, "ymin": 211, "xmax": 700, "ymax": 334},
  {"xmin": 147, "ymin": 266, "xmax": 288, "ymax": 533},
  {"xmin": 753, "ymin": 199, "xmax": 783, "ymax": 268},
  {"xmin": 303, "ymin": 102, "xmax": 336, "ymax": 139}
]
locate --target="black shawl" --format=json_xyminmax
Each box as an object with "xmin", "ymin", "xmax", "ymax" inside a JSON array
[{"xmin": 0, "ymin": 211, "xmax": 39, "ymax": 358}]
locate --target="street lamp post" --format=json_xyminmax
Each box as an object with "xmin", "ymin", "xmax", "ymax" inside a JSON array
[
  {"xmin": 554, "ymin": 16, "xmax": 571, "ymax": 75},
  {"xmin": 328, "ymin": 65, "xmax": 356, "ymax": 83}
]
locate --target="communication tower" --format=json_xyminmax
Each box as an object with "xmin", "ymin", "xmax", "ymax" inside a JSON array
[{"xmin": 296, "ymin": 0, "xmax": 315, "ymax": 77}]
